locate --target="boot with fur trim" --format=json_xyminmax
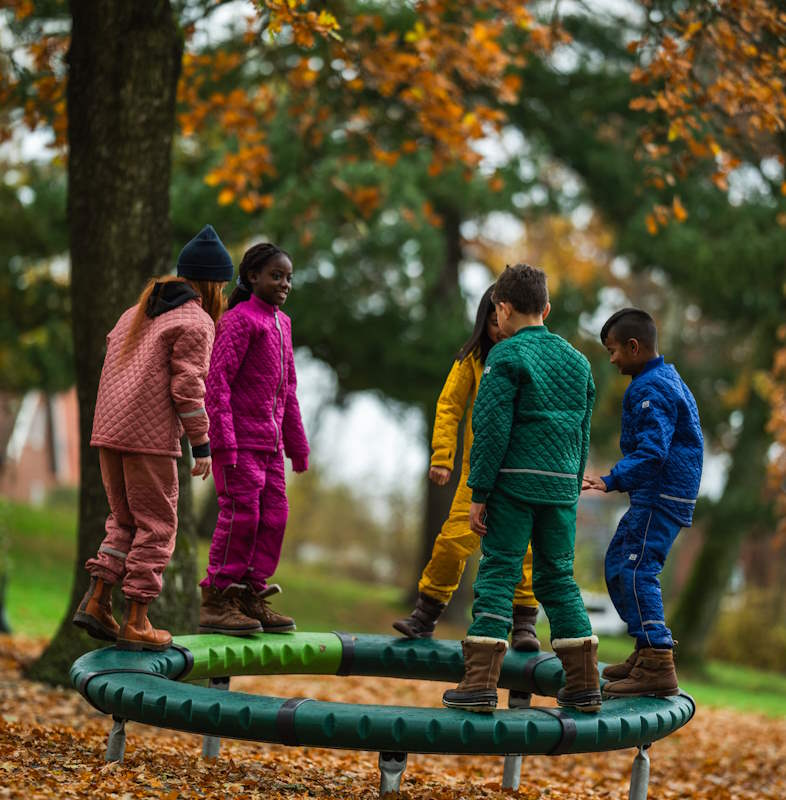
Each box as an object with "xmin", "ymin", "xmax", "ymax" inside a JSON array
[
  {"xmin": 553, "ymin": 635, "xmax": 602, "ymax": 713},
  {"xmin": 601, "ymin": 647, "xmax": 640, "ymax": 681},
  {"xmin": 238, "ymin": 585, "xmax": 296, "ymax": 632},
  {"xmin": 117, "ymin": 599, "xmax": 172, "ymax": 651},
  {"xmin": 602, "ymin": 647, "xmax": 679, "ymax": 698},
  {"xmin": 511, "ymin": 605, "xmax": 540, "ymax": 652},
  {"xmin": 199, "ymin": 584, "xmax": 263, "ymax": 635},
  {"xmin": 442, "ymin": 637, "xmax": 508, "ymax": 712},
  {"xmin": 393, "ymin": 592, "xmax": 446, "ymax": 638},
  {"xmin": 73, "ymin": 577, "xmax": 120, "ymax": 642}
]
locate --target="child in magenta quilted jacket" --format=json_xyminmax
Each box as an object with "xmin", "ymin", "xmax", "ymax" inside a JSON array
[
  {"xmin": 73, "ymin": 224, "xmax": 232, "ymax": 652},
  {"xmin": 199, "ymin": 242, "xmax": 309, "ymax": 636}
]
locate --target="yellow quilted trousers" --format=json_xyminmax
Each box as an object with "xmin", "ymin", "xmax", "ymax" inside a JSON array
[{"xmin": 418, "ymin": 463, "xmax": 537, "ymax": 607}]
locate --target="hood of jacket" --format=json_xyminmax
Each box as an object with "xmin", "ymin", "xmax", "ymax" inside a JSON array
[{"xmin": 146, "ymin": 281, "xmax": 199, "ymax": 318}]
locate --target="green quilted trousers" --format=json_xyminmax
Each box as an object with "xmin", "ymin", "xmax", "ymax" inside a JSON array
[{"xmin": 467, "ymin": 492, "xmax": 592, "ymax": 642}]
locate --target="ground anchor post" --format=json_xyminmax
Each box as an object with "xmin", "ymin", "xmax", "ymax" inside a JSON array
[
  {"xmin": 201, "ymin": 676, "xmax": 230, "ymax": 759},
  {"xmin": 379, "ymin": 751, "xmax": 407, "ymax": 797},
  {"xmin": 105, "ymin": 716, "xmax": 126, "ymax": 763},
  {"xmin": 628, "ymin": 743, "xmax": 651, "ymax": 800}
]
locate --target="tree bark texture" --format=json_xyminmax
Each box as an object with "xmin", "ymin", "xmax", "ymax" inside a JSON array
[{"xmin": 27, "ymin": 0, "xmax": 184, "ymax": 684}]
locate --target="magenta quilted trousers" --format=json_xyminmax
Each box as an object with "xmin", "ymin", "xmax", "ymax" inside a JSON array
[
  {"xmin": 86, "ymin": 448, "xmax": 178, "ymax": 603},
  {"xmin": 201, "ymin": 449, "xmax": 288, "ymax": 592}
]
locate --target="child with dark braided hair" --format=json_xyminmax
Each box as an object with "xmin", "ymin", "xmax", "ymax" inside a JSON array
[{"xmin": 199, "ymin": 242, "xmax": 310, "ymax": 635}]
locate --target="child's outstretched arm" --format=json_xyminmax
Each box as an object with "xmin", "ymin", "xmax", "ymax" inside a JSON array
[
  {"xmin": 467, "ymin": 349, "xmax": 517, "ymax": 504},
  {"xmin": 282, "ymin": 332, "xmax": 309, "ymax": 472},
  {"xmin": 602, "ymin": 388, "xmax": 677, "ymax": 492},
  {"xmin": 170, "ymin": 322, "xmax": 215, "ymax": 472},
  {"xmin": 430, "ymin": 357, "xmax": 475, "ymax": 484},
  {"xmin": 204, "ymin": 313, "xmax": 252, "ymax": 464}
]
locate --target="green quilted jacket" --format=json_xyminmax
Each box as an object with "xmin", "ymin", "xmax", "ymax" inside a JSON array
[{"xmin": 467, "ymin": 325, "xmax": 595, "ymax": 506}]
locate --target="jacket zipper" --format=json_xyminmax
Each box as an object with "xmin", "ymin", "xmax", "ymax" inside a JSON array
[{"xmin": 272, "ymin": 311, "xmax": 284, "ymax": 450}]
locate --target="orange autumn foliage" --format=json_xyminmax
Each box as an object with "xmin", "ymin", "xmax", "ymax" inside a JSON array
[{"xmin": 630, "ymin": 0, "xmax": 786, "ymax": 232}]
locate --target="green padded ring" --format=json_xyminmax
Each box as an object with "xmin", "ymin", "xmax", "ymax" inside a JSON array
[{"xmin": 70, "ymin": 632, "xmax": 695, "ymax": 756}]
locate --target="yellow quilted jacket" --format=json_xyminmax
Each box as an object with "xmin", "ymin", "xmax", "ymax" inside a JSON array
[{"xmin": 430, "ymin": 351, "xmax": 484, "ymax": 472}]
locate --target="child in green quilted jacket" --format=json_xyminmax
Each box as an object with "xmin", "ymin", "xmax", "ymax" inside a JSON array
[{"xmin": 442, "ymin": 263, "xmax": 601, "ymax": 714}]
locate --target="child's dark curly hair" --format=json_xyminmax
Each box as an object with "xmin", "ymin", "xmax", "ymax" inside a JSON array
[
  {"xmin": 600, "ymin": 308, "xmax": 658, "ymax": 350},
  {"xmin": 228, "ymin": 242, "xmax": 289, "ymax": 309},
  {"xmin": 492, "ymin": 263, "xmax": 548, "ymax": 315}
]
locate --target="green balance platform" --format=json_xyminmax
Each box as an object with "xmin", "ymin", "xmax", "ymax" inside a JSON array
[{"xmin": 71, "ymin": 632, "xmax": 694, "ymax": 797}]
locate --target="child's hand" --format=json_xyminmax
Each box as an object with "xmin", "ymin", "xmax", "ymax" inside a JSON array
[
  {"xmin": 469, "ymin": 502, "xmax": 487, "ymax": 536},
  {"xmin": 582, "ymin": 474, "xmax": 607, "ymax": 492},
  {"xmin": 429, "ymin": 466, "xmax": 452, "ymax": 485},
  {"xmin": 192, "ymin": 456, "xmax": 212, "ymax": 480}
]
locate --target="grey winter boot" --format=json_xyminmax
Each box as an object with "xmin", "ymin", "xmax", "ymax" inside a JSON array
[
  {"xmin": 392, "ymin": 592, "xmax": 446, "ymax": 638},
  {"xmin": 511, "ymin": 604, "xmax": 540, "ymax": 652}
]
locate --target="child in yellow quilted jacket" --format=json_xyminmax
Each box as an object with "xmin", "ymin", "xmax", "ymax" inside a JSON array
[{"xmin": 393, "ymin": 286, "xmax": 540, "ymax": 651}]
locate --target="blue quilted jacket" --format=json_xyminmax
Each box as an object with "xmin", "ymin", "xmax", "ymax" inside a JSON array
[{"xmin": 602, "ymin": 356, "xmax": 703, "ymax": 526}]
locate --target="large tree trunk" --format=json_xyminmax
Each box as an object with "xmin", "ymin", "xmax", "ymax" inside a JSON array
[
  {"xmin": 26, "ymin": 0, "xmax": 184, "ymax": 685},
  {"xmin": 412, "ymin": 204, "xmax": 473, "ymax": 623},
  {"xmin": 671, "ymin": 385, "xmax": 773, "ymax": 669}
]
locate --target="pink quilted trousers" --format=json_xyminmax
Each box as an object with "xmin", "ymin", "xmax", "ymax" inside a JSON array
[
  {"xmin": 201, "ymin": 449, "xmax": 288, "ymax": 592},
  {"xmin": 86, "ymin": 448, "xmax": 178, "ymax": 602}
]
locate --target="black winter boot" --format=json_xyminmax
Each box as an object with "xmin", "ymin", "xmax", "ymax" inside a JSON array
[{"xmin": 392, "ymin": 592, "xmax": 446, "ymax": 638}]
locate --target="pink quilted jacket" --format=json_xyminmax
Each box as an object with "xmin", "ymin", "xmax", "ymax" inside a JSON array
[
  {"xmin": 91, "ymin": 299, "xmax": 215, "ymax": 457},
  {"xmin": 205, "ymin": 294, "xmax": 309, "ymax": 469}
]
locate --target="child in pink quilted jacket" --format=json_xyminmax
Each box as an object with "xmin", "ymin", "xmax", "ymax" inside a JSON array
[
  {"xmin": 72, "ymin": 225, "xmax": 232, "ymax": 651},
  {"xmin": 198, "ymin": 242, "xmax": 309, "ymax": 636}
]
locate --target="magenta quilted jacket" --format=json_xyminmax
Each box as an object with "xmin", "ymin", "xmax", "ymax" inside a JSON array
[
  {"xmin": 91, "ymin": 299, "xmax": 215, "ymax": 457},
  {"xmin": 205, "ymin": 294, "xmax": 309, "ymax": 469}
]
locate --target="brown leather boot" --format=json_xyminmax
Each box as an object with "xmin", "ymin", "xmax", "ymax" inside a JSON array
[
  {"xmin": 72, "ymin": 577, "xmax": 120, "ymax": 641},
  {"xmin": 392, "ymin": 592, "xmax": 446, "ymax": 638},
  {"xmin": 441, "ymin": 637, "xmax": 508, "ymax": 712},
  {"xmin": 553, "ymin": 635, "xmax": 602, "ymax": 713},
  {"xmin": 511, "ymin": 605, "xmax": 540, "ymax": 652},
  {"xmin": 199, "ymin": 584, "xmax": 263, "ymax": 636},
  {"xmin": 238, "ymin": 585, "xmax": 296, "ymax": 632},
  {"xmin": 117, "ymin": 599, "xmax": 172, "ymax": 651},
  {"xmin": 603, "ymin": 647, "xmax": 679, "ymax": 698},
  {"xmin": 601, "ymin": 647, "xmax": 640, "ymax": 681}
]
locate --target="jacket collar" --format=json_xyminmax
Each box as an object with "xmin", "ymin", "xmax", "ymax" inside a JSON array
[
  {"xmin": 633, "ymin": 354, "xmax": 664, "ymax": 380},
  {"xmin": 511, "ymin": 324, "xmax": 548, "ymax": 338},
  {"xmin": 248, "ymin": 293, "xmax": 278, "ymax": 315}
]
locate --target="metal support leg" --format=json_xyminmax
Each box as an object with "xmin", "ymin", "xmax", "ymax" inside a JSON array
[
  {"xmin": 628, "ymin": 744, "xmax": 651, "ymax": 800},
  {"xmin": 105, "ymin": 716, "xmax": 126, "ymax": 763},
  {"xmin": 379, "ymin": 751, "xmax": 407, "ymax": 797},
  {"xmin": 201, "ymin": 677, "xmax": 230, "ymax": 759},
  {"xmin": 502, "ymin": 690, "xmax": 530, "ymax": 790}
]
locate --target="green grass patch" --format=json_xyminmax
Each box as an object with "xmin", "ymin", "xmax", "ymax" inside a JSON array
[
  {"xmin": 2, "ymin": 498, "xmax": 786, "ymax": 716},
  {"xmin": 0, "ymin": 498, "xmax": 77, "ymax": 637}
]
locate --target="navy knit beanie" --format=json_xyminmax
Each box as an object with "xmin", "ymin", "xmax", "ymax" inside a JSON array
[{"xmin": 176, "ymin": 224, "xmax": 234, "ymax": 282}]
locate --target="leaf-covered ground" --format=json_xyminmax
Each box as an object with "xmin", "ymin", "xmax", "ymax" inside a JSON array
[{"xmin": 1, "ymin": 636, "xmax": 784, "ymax": 799}]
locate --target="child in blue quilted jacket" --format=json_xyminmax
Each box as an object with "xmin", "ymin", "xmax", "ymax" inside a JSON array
[{"xmin": 583, "ymin": 307, "xmax": 703, "ymax": 698}]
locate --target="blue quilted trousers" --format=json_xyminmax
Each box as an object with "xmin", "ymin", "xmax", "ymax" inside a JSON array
[
  {"xmin": 605, "ymin": 506, "xmax": 681, "ymax": 649},
  {"xmin": 467, "ymin": 492, "xmax": 592, "ymax": 641}
]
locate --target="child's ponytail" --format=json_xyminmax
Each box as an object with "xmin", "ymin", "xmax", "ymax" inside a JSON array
[{"xmin": 228, "ymin": 242, "xmax": 289, "ymax": 309}]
